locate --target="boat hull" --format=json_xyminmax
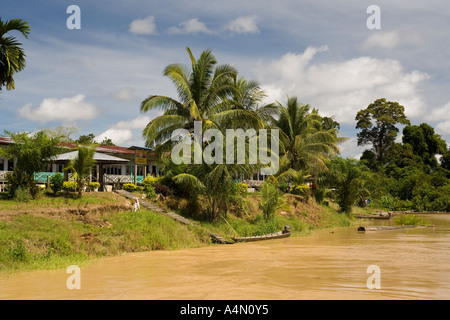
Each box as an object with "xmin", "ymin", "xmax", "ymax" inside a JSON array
[
  {"xmin": 232, "ymin": 231, "xmax": 291, "ymax": 242},
  {"xmin": 353, "ymin": 214, "xmax": 391, "ymax": 219}
]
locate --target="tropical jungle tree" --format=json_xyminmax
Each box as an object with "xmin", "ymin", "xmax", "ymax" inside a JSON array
[
  {"xmin": 402, "ymin": 123, "xmax": 447, "ymax": 170},
  {"xmin": 0, "ymin": 130, "xmax": 61, "ymax": 198},
  {"xmin": 355, "ymin": 98, "xmax": 410, "ymax": 162},
  {"xmin": 0, "ymin": 18, "xmax": 30, "ymax": 91}
]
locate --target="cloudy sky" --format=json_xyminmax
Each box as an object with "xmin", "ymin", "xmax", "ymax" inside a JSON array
[{"xmin": 2, "ymin": 0, "xmax": 450, "ymax": 157}]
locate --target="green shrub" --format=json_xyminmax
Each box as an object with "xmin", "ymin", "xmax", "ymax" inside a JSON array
[
  {"xmin": 15, "ymin": 187, "xmax": 32, "ymax": 202},
  {"xmin": 278, "ymin": 182, "xmax": 290, "ymax": 193},
  {"xmin": 50, "ymin": 173, "xmax": 64, "ymax": 194},
  {"xmin": 259, "ymin": 181, "xmax": 283, "ymax": 220},
  {"xmin": 394, "ymin": 214, "xmax": 427, "ymax": 226},
  {"xmin": 314, "ymin": 187, "xmax": 326, "ymax": 204},
  {"xmin": 144, "ymin": 184, "xmax": 157, "ymax": 200},
  {"xmin": 238, "ymin": 183, "xmax": 248, "ymax": 195},
  {"xmin": 8, "ymin": 240, "xmax": 29, "ymax": 262},
  {"xmin": 123, "ymin": 183, "xmax": 137, "ymax": 192},
  {"xmin": 142, "ymin": 176, "xmax": 162, "ymax": 188}
]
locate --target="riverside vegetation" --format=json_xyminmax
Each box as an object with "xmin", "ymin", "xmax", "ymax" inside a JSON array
[
  {"xmin": 1, "ymin": 47, "xmax": 447, "ymax": 272},
  {"xmin": 0, "ymin": 183, "xmax": 360, "ymax": 273}
]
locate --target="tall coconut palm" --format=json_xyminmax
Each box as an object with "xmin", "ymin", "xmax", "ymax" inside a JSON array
[
  {"xmin": 140, "ymin": 48, "xmax": 276, "ymax": 220},
  {"xmin": 141, "ymin": 47, "xmax": 236, "ymax": 152},
  {"xmin": 0, "ymin": 18, "xmax": 30, "ymax": 91},
  {"xmin": 213, "ymin": 77, "xmax": 278, "ymax": 130},
  {"xmin": 269, "ymin": 96, "xmax": 341, "ymax": 176},
  {"xmin": 140, "ymin": 47, "xmax": 272, "ymax": 153},
  {"xmin": 64, "ymin": 144, "xmax": 97, "ymax": 198}
]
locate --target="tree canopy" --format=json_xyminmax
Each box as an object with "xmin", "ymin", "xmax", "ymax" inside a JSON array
[{"xmin": 355, "ymin": 98, "xmax": 410, "ymax": 162}]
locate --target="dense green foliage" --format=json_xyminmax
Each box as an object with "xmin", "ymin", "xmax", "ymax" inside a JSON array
[
  {"xmin": 356, "ymin": 99, "xmax": 410, "ymax": 162},
  {"xmin": 356, "ymin": 115, "xmax": 449, "ymax": 212},
  {"xmin": 49, "ymin": 173, "xmax": 64, "ymax": 194},
  {"xmin": 0, "ymin": 130, "xmax": 62, "ymax": 199}
]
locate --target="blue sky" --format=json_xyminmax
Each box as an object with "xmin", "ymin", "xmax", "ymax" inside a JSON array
[{"xmin": 2, "ymin": 0, "xmax": 450, "ymax": 157}]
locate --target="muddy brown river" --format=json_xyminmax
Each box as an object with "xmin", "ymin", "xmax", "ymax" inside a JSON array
[{"xmin": 1, "ymin": 214, "xmax": 449, "ymax": 300}]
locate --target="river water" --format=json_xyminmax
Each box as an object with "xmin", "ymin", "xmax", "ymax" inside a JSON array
[{"xmin": 1, "ymin": 214, "xmax": 449, "ymax": 300}]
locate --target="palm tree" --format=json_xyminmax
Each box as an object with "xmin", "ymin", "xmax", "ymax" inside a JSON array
[
  {"xmin": 269, "ymin": 97, "xmax": 341, "ymax": 177},
  {"xmin": 319, "ymin": 157, "xmax": 370, "ymax": 214},
  {"xmin": 64, "ymin": 144, "xmax": 97, "ymax": 198},
  {"xmin": 259, "ymin": 180, "xmax": 284, "ymax": 220},
  {"xmin": 141, "ymin": 47, "xmax": 237, "ymax": 152},
  {"xmin": 0, "ymin": 18, "xmax": 30, "ymax": 91},
  {"xmin": 140, "ymin": 47, "xmax": 273, "ymax": 153}
]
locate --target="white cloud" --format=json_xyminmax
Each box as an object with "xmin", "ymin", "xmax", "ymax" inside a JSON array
[
  {"xmin": 226, "ymin": 16, "xmax": 259, "ymax": 34},
  {"xmin": 96, "ymin": 115, "xmax": 151, "ymax": 146},
  {"xmin": 167, "ymin": 18, "xmax": 213, "ymax": 35},
  {"xmin": 425, "ymin": 101, "xmax": 450, "ymax": 122},
  {"xmin": 337, "ymin": 137, "xmax": 366, "ymax": 159},
  {"xmin": 436, "ymin": 121, "xmax": 450, "ymax": 135},
  {"xmin": 254, "ymin": 46, "xmax": 430, "ymax": 124},
  {"xmin": 96, "ymin": 128, "xmax": 133, "ymax": 146},
  {"xmin": 362, "ymin": 30, "xmax": 422, "ymax": 50},
  {"xmin": 129, "ymin": 16, "xmax": 157, "ymax": 35},
  {"xmin": 110, "ymin": 115, "xmax": 151, "ymax": 130},
  {"xmin": 426, "ymin": 102, "xmax": 450, "ymax": 135},
  {"xmin": 362, "ymin": 31, "xmax": 400, "ymax": 49},
  {"xmin": 110, "ymin": 87, "xmax": 135, "ymax": 101},
  {"xmin": 17, "ymin": 94, "xmax": 100, "ymax": 124}
]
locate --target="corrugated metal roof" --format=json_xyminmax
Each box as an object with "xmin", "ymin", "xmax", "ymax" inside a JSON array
[{"xmin": 54, "ymin": 151, "xmax": 129, "ymax": 163}]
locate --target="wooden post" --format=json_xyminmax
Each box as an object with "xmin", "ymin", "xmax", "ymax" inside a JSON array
[{"xmin": 134, "ymin": 149, "xmax": 137, "ymax": 185}]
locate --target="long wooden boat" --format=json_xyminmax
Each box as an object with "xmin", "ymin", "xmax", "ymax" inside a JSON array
[
  {"xmin": 353, "ymin": 211, "xmax": 394, "ymax": 219},
  {"xmin": 353, "ymin": 213, "xmax": 391, "ymax": 219},
  {"xmin": 232, "ymin": 230, "xmax": 291, "ymax": 242},
  {"xmin": 232, "ymin": 225, "xmax": 291, "ymax": 242}
]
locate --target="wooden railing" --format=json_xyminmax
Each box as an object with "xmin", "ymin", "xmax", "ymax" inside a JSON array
[
  {"xmin": 1, "ymin": 171, "xmax": 145, "ymax": 187},
  {"xmin": 103, "ymin": 174, "xmax": 144, "ymax": 184}
]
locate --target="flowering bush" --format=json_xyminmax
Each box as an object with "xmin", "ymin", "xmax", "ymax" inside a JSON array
[
  {"xmin": 62, "ymin": 181, "xmax": 77, "ymax": 192},
  {"xmin": 88, "ymin": 182, "xmax": 100, "ymax": 191},
  {"xmin": 123, "ymin": 183, "xmax": 137, "ymax": 192},
  {"xmin": 290, "ymin": 184, "xmax": 310, "ymax": 200}
]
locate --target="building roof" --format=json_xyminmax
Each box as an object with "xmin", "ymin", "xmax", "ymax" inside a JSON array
[
  {"xmin": 1, "ymin": 137, "xmax": 154, "ymax": 156},
  {"xmin": 59, "ymin": 142, "xmax": 135, "ymax": 155},
  {"xmin": 0, "ymin": 137, "xmax": 13, "ymax": 145},
  {"xmin": 128, "ymin": 145, "xmax": 154, "ymax": 151},
  {"xmin": 53, "ymin": 150, "xmax": 130, "ymax": 163}
]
